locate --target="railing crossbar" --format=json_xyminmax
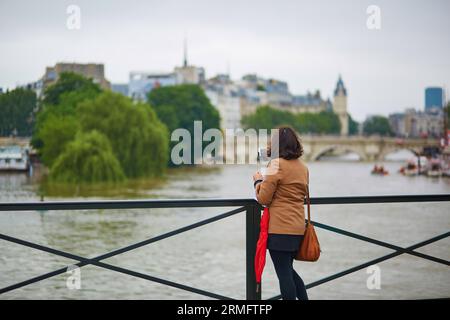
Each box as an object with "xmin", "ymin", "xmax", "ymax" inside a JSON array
[
  {"xmin": 268, "ymin": 231, "xmax": 449, "ymax": 300},
  {"xmin": 0, "ymin": 206, "xmax": 246, "ymax": 297},
  {"xmin": 0, "ymin": 194, "xmax": 448, "ymax": 300},
  {"xmin": 313, "ymin": 220, "xmax": 450, "ymax": 266},
  {"xmin": 0, "ymin": 233, "xmax": 233, "ymax": 299}
]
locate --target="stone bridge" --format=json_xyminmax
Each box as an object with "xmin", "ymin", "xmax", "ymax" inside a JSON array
[
  {"xmin": 1, "ymin": 135, "xmax": 441, "ymax": 163},
  {"xmin": 300, "ymin": 135, "xmax": 440, "ymax": 161}
]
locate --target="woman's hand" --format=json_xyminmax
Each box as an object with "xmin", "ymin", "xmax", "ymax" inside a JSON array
[{"xmin": 253, "ymin": 171, "xmax": 263, "ymax": 182}]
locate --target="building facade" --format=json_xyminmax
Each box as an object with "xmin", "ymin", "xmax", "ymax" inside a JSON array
[
  {"xmin": 43, "ymin": 63, "xmax": 111, "ymax": 90},
  {"xmin": 425, "ymin": 87, "xmax": 444, "ymax": 111},
  {"xmin": 333, "ymin": 76, "xmax": 349, "ymax": 136},
  {"xmin": 128, "ymin": 72, "xmax": 177, "ymax": 101},
  {"xmin": 204, "ymin": 73, "xmax": 349, "ymax": 133},
  {"xmin": 111, "ymin": 83, "xmax": 129, "ymax": 97},
  {"xmin": 205, "ymin": 89, "xmax": 241, "ymax": 130},
  {"xmin": 174, "ymin": 65, "xmax": 205, "ymax": 85},
  {"xmin": 389, "ymin": 108, "xmax": 444, "ymax": 138}
]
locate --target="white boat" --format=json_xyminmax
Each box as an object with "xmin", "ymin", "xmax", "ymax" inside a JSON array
[
  {"xmin": 0, "ymin": 146, "xmax": 30, "ymax": 171},
  {"xmin": 426, "ymin": 159, "xmax": 442, "ymax": 178},
  {"xmin": 400, "ymin": 161, "xmax": 419, "ymax": 176}
]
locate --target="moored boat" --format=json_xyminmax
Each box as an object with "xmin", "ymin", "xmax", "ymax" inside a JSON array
[
  {"xmin": 400, "ymin": 161, "xmax": 419, "ymax": 176},
  {"xmin": 426, "ymin": 159, "xmax": 442, "ymax": 178},
  {"xmin": 0, "ymin": 145, "xmax": 30, "ymax": 172}
]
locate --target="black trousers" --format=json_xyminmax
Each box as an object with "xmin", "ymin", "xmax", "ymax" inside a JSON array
[{"xmin": 269, "ymin": 249, "xmax": 309, "ymax": 300}]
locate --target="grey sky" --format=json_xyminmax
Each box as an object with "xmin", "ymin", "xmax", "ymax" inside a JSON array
[{"xmin": 1, "ymin": 0, "xmax": 449, "ymax": 121}]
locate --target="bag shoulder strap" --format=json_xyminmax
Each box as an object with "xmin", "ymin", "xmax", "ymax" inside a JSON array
[
  {"xmin": 306, "ymin": 184, "xmax": 311, "ymax": 224},
  {"xmin": 306, "ymin": 169, "xmax": 311, "ymax": 224}
]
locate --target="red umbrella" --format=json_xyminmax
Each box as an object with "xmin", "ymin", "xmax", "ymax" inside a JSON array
[{"xmin": 254, "ymin": 207, "xmax": 270, "ymax": 292}]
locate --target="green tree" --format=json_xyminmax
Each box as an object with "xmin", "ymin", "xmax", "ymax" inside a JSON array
[
  {"xmin": 78, "ymin": 91, "xmax": 169, "ymax": 178},
  {"xmin": 147, "ymin": 84, "xmax": 221, "ymax": 165},
  {"xmin": 241, "ymin": 105, "xmax": 293, "ymax": 130},
  {"xmin": 148, "ymin": 84, "xmax": 220, "ymax": 133},
  {"xmin": 43, "ymin": 72, "xmax": 101, "ymax": 106},
  {"xmin": 32, "ymin": 72, "xmax": 102, "ymax": 151},
  {"xmin": 31, "ymin": 73, "xmax": 169, "ymax": 183},
  {"xmin": 348, "ymin": 114, "xmax": 359, "ymax": 135},
  {"xmin": 37, "ymin": 114, "xmax": 79, "ymax": 167},
  {"xmin": 241, "ymin": 106, "xmax": 341, "ymax": 135},
  {"xmin": 0, "ymin": 88, "xmax": 37, "ymax": 136},
  {"xmin": 363, "ymin": 115, "xmax": 393, "ymax": 136},
  {"xmin": 50, "ymin": 130, "xmax": 125, "ymax": 183}
]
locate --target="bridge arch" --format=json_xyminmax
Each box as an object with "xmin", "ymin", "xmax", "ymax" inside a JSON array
[
  {"xmin": 310, "ymin": 145, "xmax": 368, "ymax": 161},
  {"xmin": 378, "ymin": 146, "xmax": 421, "ymax": 161}
]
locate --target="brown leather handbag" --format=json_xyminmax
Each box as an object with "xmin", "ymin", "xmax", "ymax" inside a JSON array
[{"xmin": 295, "ymin": 185, "xmax": 321, "ymax": 262}]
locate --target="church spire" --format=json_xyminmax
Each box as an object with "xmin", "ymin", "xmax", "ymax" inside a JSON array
[
  {"xmin": 183, "ymin": 36, "xmax": 188, "ymax": 67},
  {"xmin": 334, "ymin": 74, "xmax": 347, "ymax": 97}
]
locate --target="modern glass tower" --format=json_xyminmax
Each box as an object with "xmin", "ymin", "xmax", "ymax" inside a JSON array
[{"xmin": 425, "ymin": 87, "xmax": 444, "ymax": 110}]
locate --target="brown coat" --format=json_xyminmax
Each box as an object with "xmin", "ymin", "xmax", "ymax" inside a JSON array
[{"xmin": 255, "ymin": 157, "xmax": 309, "ymax": 235}]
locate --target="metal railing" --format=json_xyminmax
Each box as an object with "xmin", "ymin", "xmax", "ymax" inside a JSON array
[{"xmin": 0, "ymin": 194, "xmax": 449, "ymax": 300}]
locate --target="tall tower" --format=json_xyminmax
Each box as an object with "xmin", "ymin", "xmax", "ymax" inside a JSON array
[
  {"xmin": 333, "ymin": 75, "xmax": 348, "ymax": 136},
  {"xmin": 183, "ymin": 37, "xmax": 188, "ymax": 67}
]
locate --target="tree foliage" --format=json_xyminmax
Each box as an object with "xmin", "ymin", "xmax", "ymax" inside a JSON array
[
  {"xmin": 33, "ymin": 73, "xmax": 169, "ymax": 183},
  {"xmin": 0, "ymin": 88, "xmax": 37, "ymax": 136},
  {"xmin": 147, "ymin": 84, "xmax": 221, "ymax": 165},
  {"xmin": 348, "ymin": 114, "xmax": 359, "ymax": 135},
  {"xmin": 50, "ymin": 130, "xmax": 125, "ymax": 183},
  {"xmin": 363, "ymin": 115, "xmax": 393, "ymax": 136},
  {"xmin": 43, "ymin": 72, "xmax": 101, "ymax": 106},
  {"xmin": 38, "ymin": 114, "xmax": 79, "ymax": 167},
  {"xmin": 78, "ymin": 92, "xmax": 169, "ymax": 178},
  {"xmin": 295, "ymin": 110, "xmax": 341, "ymax": 134},
  {"xmin": 148, "ymin": 84, "xmax": 220, "ymax": 133},
  {"xmin": 32, "ymin": 72, "xmax": 102, "ymax": 151},
  {"xmin": 241, "ymin": 105, "xmax": 341, "ymax": 135}
]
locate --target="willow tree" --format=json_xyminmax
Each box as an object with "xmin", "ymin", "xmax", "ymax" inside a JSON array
[
  {"xmin": 32, "ymin": 72, "xmax": 102, "ymax": 153},
  {"xmin": 77, "ymin": 91, "xmax": 169, "ymax": 178},
  {"xmin": 37, "ymin": 113, "xmax": 79, "ymax": 167},
  {"xmin": 50, "ymin": 130, "xmax": 125, "ymax": 183}
]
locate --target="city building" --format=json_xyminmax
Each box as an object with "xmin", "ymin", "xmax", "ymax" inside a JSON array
[
  {"xmin": 174, "ymin": 65, "xmax": 205, "ymax": 85},
  {"xmin": 333, "ymin": 76, "xmax": 349, "ymax": 136},
  {"xmin": 42, "ymin": 62, "xmax": 111, "ymax": 90},
  {"xmin": 18, "ymin": 62, "xmax": 111, "ymax": 98},
  {"xmin": 205, "ymin": 89, "xmax": 241, "ymax": 130},
  {"xmin": 290, "ymin": 91, "xmax": 332, "ymax": 113},
  {"xmin": 129, "ymin": 41, "xmax": 205, "ymax": 101},
  {"xmin": 425, "ymin": 87, "xmax": 444, "ymax": 111},
  {"xmin": 388, "ymin": 112, "xmax": 407, "ymax": 137},
  {"xmin": 175, "ymin": 39, "xmax": 205, "ymax": 84},
  {"xmin": 203, "ymin": 74, "xmax": 242, "ymax": 129},
  {"xmin": 128, "ymin": 72, "xmax": 177, "ymax": 101},
  {"xmin": 203, "ymin": 73, "xmax": 348, "ymax": 133},
  {"xmin": 389, "ymin": 108, "xmax": 444, "ymax": 138},
  {"xmin": 19, "ymin": 79, "xmax": 44, "ymax": 97},
  {"xmin": 111, "ymin": 83, "xmax": 129, "ymax": 96}
]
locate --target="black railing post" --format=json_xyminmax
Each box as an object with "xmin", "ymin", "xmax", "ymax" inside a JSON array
[{"xmin": 246, "ymin": 202, "xmax": 261, "ymax": 300}]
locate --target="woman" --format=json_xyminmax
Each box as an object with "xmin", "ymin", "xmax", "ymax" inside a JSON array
[{"xmin": 253, "ymin": 126, "xmax": 309, "ymax": 300}]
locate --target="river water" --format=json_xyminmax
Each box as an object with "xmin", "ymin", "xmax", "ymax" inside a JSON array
[{"xmin": 0, "ymin": 157, "xmax": 449, "ymax": 300}]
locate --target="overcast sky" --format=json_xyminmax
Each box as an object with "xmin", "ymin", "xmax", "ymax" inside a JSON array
[{"xmin": 1, "ymin": 0, "xmax": 449, "ymax": 121}]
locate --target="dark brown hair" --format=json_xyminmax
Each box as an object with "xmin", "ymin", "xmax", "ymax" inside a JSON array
[{"xmin": 269, "ymin": 126, "xmax": 303, "ymax": 160}]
